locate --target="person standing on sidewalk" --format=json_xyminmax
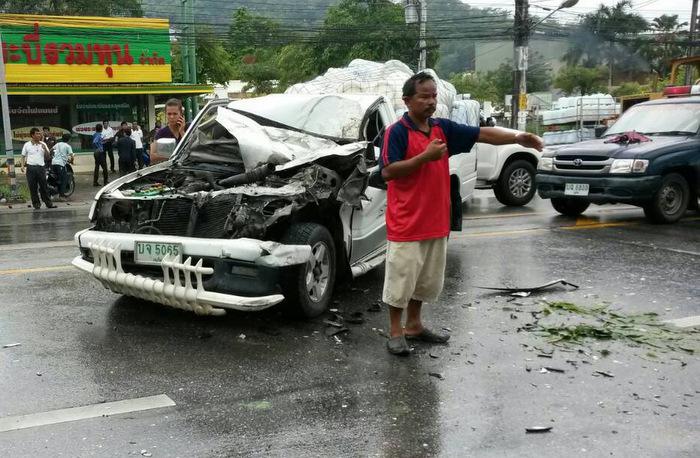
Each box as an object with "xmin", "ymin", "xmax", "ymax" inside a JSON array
[
  {"xmin": 131, "ymin": 123, "xmax": 145, "ymax": 169},
  {"xmin": 101, "ymin": 120, "xmax": 116, "ymax": 173},
  {"xmin": 93, "ymin": 124, "xmax": 108, "ymax": 187},
  {"xmin": 51, "ymin": 133, "xmax": 74, "ymax": 199},
  {"xmin": 20, "ymin": 127, "xmax": 55, "ymax": 209},
  {"xmin": 116, "ymin": 127, "xmax": 137, "ymax": 176},
  {"xmin": 42, "ymin": 126, "xmax": 57, "ymax": 153},
  {"xmin": 380, "ymin": 72, "xmax": 543, "ymax": 356}
]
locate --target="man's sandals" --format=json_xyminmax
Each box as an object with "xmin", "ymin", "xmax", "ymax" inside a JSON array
[{"xmin": 387, "ymin": 328, "xmax": 450, "ymax": 356}]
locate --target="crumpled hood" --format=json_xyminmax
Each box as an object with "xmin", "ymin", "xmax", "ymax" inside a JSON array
[
  {"xmin": 547, "ymin": 136, "xmax": 693, "ymax": 159},
  {"xmin": 214, "ymin": 107, "xmax": 367, "ymax": 171}
]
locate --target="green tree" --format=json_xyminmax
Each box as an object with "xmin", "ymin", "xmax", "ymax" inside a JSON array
[
  {"xmin": 275, "ymin": 44, "xmax": 317, "ymax": 90},
  {"xmin": 171, "ymin": 28, "xmax": 237, "ymax": 86},
  {"xmin": 611, "ymin": 81, "xmax": 648, "ymax": 97},
  {"xmin": 638, "ymin": 14, "xmax": 688, "ymax": 79},
  {"xmin": 226, "ymin": 8, "xmax": 286, "ymax": 94},
  {"xmin": 449, "ymin": 72, "xmax": 498, "ymax": 102},
  {"xmin": 0, "ymin": 0, "xmax": 142, "ymax": 16},
  {"xmin": 314, "ymin": 0, "xmax": 430, "ymax": 73},
  {"xmin": 554, "ymin": 65, "xmax": 607, "ymax": 95},
  {"xmin": 563, "ymin": 1, "xmax": 648, "ymax": 87}
]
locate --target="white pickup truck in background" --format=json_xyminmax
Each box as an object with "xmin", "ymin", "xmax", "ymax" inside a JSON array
[{"xmin": 452, "ymin": 99, "xmax": 542, "ymax": 207}]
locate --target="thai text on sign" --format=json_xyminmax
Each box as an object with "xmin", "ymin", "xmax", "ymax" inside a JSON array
[{"xmin": 0, "ymin": 14, "xmax": 171, "ymax": 83}]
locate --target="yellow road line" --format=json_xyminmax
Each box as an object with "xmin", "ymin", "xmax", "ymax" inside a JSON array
[
  {"xmin": 0, "ymin": 265, "xmax": 73, "ymax": 275},
  {"xmin": 453, "ymin": 227, "xmax": 550, "ymax": 238},
  {"xmin": 463, "ymin": 207, "xmax": 640, "ymax": 221}
]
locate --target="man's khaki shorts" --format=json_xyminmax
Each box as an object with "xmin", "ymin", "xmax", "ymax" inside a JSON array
[{"xmin": 382, "ymin": 237, "xmax": 447, "ymax": 309}]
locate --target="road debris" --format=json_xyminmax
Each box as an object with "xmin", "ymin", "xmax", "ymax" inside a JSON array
[
  {"xmin": 325, "ymin": 326, "xmax": 349, "ymax": 337},
  {"xmin": 523, "ymin": 301, "xmax": 699, "ymax": 354},
  {"xmin": 525, "ymin": 426, "xmax": 553, "ymax": 433},
  {"xmin": 594, "ymin": 370, "xmax": 615, "ymax": 378},
  {"xmin": 2, "ymin": 343, "xmax": 21, "ymax": 348},
  {"xmin": 345, "ymin": 312, "xmax": 365, "ymax": 325},
  {"xmin": 428, "ymin": 372, "xmax": 445, "ymax": 380},
  {"xmin": 323, "ymin": 319, "xmax": 344, "ymax": 328},
  {"xmin": 367, "ymin": 301, "xmax": 382, "ymax": 312},
  {"xmin": 475, "ymin": 279, "xmax": 579, "ymax": 295},
  {"xmin": 543, "ymin": 366, "xmax": 566, "ymax": 373}
]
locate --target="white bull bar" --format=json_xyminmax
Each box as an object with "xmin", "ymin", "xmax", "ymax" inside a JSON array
[{"xmin": 72, "ymin": 241, "xmax": 285, "ymax": 316}]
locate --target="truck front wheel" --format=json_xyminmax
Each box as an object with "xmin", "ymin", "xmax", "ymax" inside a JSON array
[
  {"xmin": 551, "ymin": 198, "xmax": 590, "ymax": 217},
  {"xmin": 494, "ymin": 160, "xmax": 536, "ymax": 206},
  {"xmin": 643, "ymin": 173, "xmax": 689, "ymax": 224},
  {"xmin": 280, "ymin": 222, "xmax": 336, "ymax": 318}
]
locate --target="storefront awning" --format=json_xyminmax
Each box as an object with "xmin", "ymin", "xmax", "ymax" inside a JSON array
[{"xmin": 6, "ymin": 83, "xmax": 213, "ymax": 96}]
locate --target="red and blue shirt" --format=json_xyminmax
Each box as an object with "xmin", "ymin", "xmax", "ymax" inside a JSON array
[{"xmin": 380, "ymin": 113, "xmax": 479, "ymax": 242}]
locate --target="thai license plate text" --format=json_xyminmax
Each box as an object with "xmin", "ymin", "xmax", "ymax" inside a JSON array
[{"xmin": 134, "ymin": 242, "xmax": 182, "ymax": 265}]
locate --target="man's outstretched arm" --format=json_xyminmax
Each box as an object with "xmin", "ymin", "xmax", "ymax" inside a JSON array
[{"xmin": 478, "ymin": 127, "xmax": 543, "ymax": 151}]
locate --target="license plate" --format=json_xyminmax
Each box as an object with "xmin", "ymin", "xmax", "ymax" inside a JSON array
[
  {"xmin": 564, "ymin": 183, "xmax": 589, "ymax": 196},
  {"xmin": 134, "ymin": 241, "xmax": 182, "ymax": 265}
]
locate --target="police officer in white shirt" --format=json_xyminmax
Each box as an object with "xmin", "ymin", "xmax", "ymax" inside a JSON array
[
  {"xmin": 101, "ymin": 120, "xmax": 116, "ymax": 173},
  {"xmin": 131, "ymin": 123, "xmax": 145, "ymax": 169},
  {"xmin": 20, "ymin": 127, "xmax": 55, "ymax": 209}
]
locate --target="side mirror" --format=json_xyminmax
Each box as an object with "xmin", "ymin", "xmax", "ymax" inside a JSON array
[
  {"xmin": 155, "ymin": 138, "xmax": 177, "ymax": 159},
  {"xmin": 486, "ymin": 117, "xmax": 497, "ymax": 127},
  {"xmin": 594, "ymin": 126, "xmax": 607, "ymax": 138}
]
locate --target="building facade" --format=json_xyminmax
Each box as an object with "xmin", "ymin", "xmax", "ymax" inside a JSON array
[{"xmin": 0, "ymin": 13, "xmax": 210, "ymax": 155}]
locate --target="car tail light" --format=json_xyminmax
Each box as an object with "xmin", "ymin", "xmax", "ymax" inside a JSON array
[{"xmin": 663, "ymin": 85, "xmax": 691, "ymax": 96}]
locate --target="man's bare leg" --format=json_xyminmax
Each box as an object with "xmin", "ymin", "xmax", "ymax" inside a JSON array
[
  {"xmin": 404, "ymin": 299, "xmax": 424, "ymax": 336},
  {"xmin": 389, "ymin": 305, "xmax": 405, "ymax": 338}
]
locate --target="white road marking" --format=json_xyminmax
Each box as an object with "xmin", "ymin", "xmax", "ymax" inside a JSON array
[
  {"xmin": 664, "ymin": 316, "xmax": 700, "ymax": 328},
  {"xmin": 1, "ymin": 240, "xmax": 74, "ymax": 251},
  {"xmin": 0, "ymin": 394, "xmax": 175, "ymax": 433}
]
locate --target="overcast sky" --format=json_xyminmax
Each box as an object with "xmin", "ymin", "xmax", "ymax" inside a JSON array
[{"xmin": 461, "ymin": 1, "xmax": 694, "ymax": 25}]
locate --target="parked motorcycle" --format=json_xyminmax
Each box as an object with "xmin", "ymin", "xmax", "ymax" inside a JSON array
[{"xmin": 47, "ymin": 163, "xmax": 76, "ymax": 198}]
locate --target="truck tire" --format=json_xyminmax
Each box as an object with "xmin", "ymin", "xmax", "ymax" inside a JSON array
[
  {"xmin": 551, "ymin": 198, "xmax": 590, "ymax": 216},
  {"xmin": 643, "ymin": 173, "xmax": 689, "ymax": 224},
  {"xmin": 280, "ymin": 222, "xmax": 336, "ymax": 318},
  {"xmin": 493, "ymin": 159, "xmax": 536, "ymax": 206}
]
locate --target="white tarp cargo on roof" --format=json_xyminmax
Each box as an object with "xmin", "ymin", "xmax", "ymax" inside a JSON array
[
  {"xmin": 228, "ymin": 93, "xmax": 381, "ymax": 140},
  {"xmin": 285, "ymin": 59, "xmax": 457, "ymax": 120}
]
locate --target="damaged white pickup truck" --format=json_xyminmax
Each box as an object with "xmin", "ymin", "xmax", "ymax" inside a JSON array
[{"xmin": 73, "ymin": 93, "xmax": 475, "ymax": 318}]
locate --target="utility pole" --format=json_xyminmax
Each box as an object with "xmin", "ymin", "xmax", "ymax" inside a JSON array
[
  {"xmin": 404, "ymin": 0, "xmax": 427, "ymax": 72},
  {"xmin": 418, "ymin": 0, "xmax": 427, "ymax": 71},
  {"xmin": 511, "ymin": 0, "xmax": 529, "ymax": 130},
  {"xmin": 686, "ymin": 0, "xmax": 698, "ymax": 84},
  {"xmin": 188, "ymin": 0, "xmax": 198, "ymax": 116},
  {"xmin": 0, "ymin": 32, "xmax": 19, "ymax": 199},
  {"xmin": 181, "ymin": 0, "xmax": 193, "ymax": 120}
]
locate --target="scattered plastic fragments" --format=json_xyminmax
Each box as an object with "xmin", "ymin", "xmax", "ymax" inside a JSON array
[
  {"xmin": 594, "ymin": 370, "xmax": 615, "ymax": 378},
  {"xmin": 526, "ymin": 426, "xmax": 553, "ymax": 433},
  {"xmin": 475, "ymin": 279, "xmax": 579, "ymax": 294}
]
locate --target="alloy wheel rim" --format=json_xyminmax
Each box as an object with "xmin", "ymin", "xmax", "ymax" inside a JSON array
[
  {"xmin": 508, "ymin": 168, "xmax": 532, "ymax": 198},
  {"xmin": 305, "ymin": 241, "xmax": 330, "ymax": 302}
]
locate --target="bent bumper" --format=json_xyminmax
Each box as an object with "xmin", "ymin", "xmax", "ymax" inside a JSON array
[
  {"xmin": 73, "ymin": 230, "xmax": 312, "ymax": 316},
  {"xmin": 536, "ymin": 174, "xmax": 661, "ymax": 204}
]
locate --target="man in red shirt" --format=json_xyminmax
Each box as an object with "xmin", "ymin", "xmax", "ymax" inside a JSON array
[{"xmin": 381, "ymin": 72, "xmax": 543, "ymax": 355}]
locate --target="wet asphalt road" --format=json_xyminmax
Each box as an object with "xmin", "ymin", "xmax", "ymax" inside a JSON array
[{"xmin": 0, "ymin": 177, "xmax": 699, "ymax": 457}]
